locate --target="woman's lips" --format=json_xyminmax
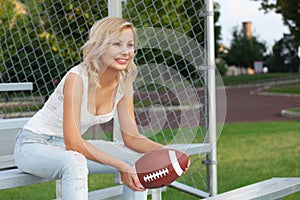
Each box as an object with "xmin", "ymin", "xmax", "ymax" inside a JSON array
[{"xmin": 115, "ymin": 58, "xmax": 128, "ymax": 65}]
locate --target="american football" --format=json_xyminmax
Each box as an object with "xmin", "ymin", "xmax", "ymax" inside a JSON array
[{"xmin": 134, "ymin": 148, "xmax": 190, "ymax": 189}]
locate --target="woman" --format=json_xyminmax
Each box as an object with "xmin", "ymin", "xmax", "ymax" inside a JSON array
[{"xmin": 14, "ymin": 17, "xmax": 164, "ymax": 200}]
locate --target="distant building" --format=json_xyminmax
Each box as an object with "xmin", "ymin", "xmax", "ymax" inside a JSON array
[{"xmin": 242, "ymin": 21, "xmax": 252, "ymax": 39}]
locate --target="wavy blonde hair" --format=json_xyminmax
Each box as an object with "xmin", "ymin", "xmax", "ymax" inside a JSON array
[{"xmin": 81, "ymin": 17, "xmax": 138, "ymax": 89}]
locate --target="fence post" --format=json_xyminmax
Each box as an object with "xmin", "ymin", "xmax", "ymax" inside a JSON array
[
  {"xmin": 206, "ymin": 0, "xmax": 218, "ymax": 196},
  {"xmin": 108, "ymin": 0, "xmax": 122, "ymax": 17}
]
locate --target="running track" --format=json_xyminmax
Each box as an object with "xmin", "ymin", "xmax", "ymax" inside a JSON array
[{"xmin": 222, "ymin": 86, "xmax": 300, "ymax": 123}]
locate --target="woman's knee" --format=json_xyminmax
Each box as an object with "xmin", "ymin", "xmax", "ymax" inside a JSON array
[
  {"xmin": 62, "ymin": 151, "xmax": 89, "ymax": 178},
  {"xmin": 60, "ymin": 151, "xmax": 89, "ymax": 198}
]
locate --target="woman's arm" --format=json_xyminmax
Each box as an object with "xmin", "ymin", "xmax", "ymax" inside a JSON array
[
  {"xmin": 117, "ymin": 85, "xmax": 164, "ymax": 153},
  {"xmin": 63, "ymin": 73, "xmax": 144, "ymax": 191}
]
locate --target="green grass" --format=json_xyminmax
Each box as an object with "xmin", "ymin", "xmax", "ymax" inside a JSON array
[
  {"xmin": 287, "ymin": 107, "xmax": 300, "ymax": 112},
  {"xmin": 221, "ymin": 73, "xmax": 300, "ymax": 86},
  {"xmin": 265, "ymin": 84, "xmax": 300, "ymax": 94},
  {"xmin": 217, "ymin": 121, "xmax": 300, "ymax": 200},
  {"xmin": 1, "ymin": 121, "xmax": 300, "ymax": 199}
]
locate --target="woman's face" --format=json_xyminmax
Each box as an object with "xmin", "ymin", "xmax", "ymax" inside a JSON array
[{"xmin": 100, "ymin": 28, "xmax": 135, "ymax": 72}]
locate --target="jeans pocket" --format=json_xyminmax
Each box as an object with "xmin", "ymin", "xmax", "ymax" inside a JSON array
[{"xmin": 20, "ymin": 137, "xmax": 48, "ymax": 145}]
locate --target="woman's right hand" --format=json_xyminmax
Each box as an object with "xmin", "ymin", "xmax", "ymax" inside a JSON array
[{"xmin": 119, "ymin": 163, "xmax": 145, "ymax": 191}]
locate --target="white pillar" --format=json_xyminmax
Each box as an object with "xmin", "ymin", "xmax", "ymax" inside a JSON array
[
  {"xmin": 108, "ymin": 0, "xmax": 122, "ymax": 17},
  {"xmin": 206, "ymin": 0, "xmax": 218, "ymax": 196}
]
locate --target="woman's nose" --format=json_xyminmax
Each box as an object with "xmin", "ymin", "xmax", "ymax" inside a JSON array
[{"xmin": 121, "ymin": 46, "xmax": 130, "ymax": 55}]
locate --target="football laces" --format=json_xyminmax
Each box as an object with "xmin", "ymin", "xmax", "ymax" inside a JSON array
[{"xmin": 143, "ymin": 168, "xmax": 169, "ymax": 182}]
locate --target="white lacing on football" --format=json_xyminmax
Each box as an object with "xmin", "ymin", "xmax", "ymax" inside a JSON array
[{"xmin": 143, "ymin": 168, "xmax": 169, "ymax": 182}]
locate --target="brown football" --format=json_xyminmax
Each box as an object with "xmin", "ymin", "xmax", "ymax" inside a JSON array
[{"xmin": 134, "ymin": 148, "xmax": 190, "ymax": 189}]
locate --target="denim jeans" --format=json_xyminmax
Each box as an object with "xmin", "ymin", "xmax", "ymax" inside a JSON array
[{"xmin": 14, "ymin": 129, "xmax": 147, "ymax": 200}]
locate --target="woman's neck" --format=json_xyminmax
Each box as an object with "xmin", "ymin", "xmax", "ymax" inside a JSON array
[{"xmin": 98, "ymin": 68, "xmax": 120, "ymax": 89}]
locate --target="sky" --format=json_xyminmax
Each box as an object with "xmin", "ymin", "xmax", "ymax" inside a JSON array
[{"xmin": 214, "ymin": 0, "xmax": 290, "ymax": 52}]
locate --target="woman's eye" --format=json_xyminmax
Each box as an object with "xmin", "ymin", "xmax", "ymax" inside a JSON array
[
  {"xmin": 128, "ymin": 43, "xmax": 134, "ymax": 48},
  {"xmin": 112, "ymin": 42, "xmax": 121, "ymax": 46}
]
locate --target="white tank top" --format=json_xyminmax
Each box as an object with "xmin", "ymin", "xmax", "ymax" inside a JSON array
[{"xmin": 23, "ymin": 64, "xmax": 124, "ymax": 137}]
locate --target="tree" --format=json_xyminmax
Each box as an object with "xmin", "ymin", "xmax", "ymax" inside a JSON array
[
  {"xmin": 266, "ymin": 34, "xmax": 300, "ymax": 72},
  {"xmin": 0, "ymin": 0, "xmax": 107, "ymax": 95},
  {"xmin": 253, "ymin": 0, "xmax": 300, "ymax": 45},
  {"xmin": 122, "ymin": 0, "xmax": 221, "ymax": 81},
  {"xmin": 213, "ymin": 2, "xmax": 222, "ymax": 57},
  {"xmin": 1, "ymin": 0, "xmax": 222, "ymax": 91},
  {"xmin": 223, "ymin": 26, "xmax": 267, "ymax": 69}
]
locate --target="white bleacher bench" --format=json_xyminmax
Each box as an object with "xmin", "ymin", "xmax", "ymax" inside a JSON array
[
  {"xmin": 0, "ymin": 82, "xmax": 33, "ymax": 92},
  {"xmin": 203, "ymin": 177, "xmax": 300, "ymax": 200},
  {"xmin": 0, "ymin": 117, "xmax": 210, "ymax": 199},
  {"xmin": 0, "ymin": 82, "xmax": 211, "ymax": 199}
]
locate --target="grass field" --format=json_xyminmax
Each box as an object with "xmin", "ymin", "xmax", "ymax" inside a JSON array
[
  {"xmin": 217, "ymin": 121, "xmax": 300, "ymax": 200},
  {"xmin": 1, "ymin": 120, "xmax": 299, "ymax": 200},
  {"xmin": 266, "ymin": 84, "xmax": 300, "ymax": 94},
  {"xmin": 221, "ymin": 73, "xmax": 300, "ymax": 86}
]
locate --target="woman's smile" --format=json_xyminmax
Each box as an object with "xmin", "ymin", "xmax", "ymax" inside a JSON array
[{"xmin": 115, "ymin": 58, "xmax": 128, "ymax": 65}]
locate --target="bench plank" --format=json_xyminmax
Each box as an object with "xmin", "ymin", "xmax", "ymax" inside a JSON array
[
  {"xmin": 0, "ymin": 83, "xmax": 33, "ymax": 92},
  {"xmin": 1, "ymin": 169, "xmax": 124, "ymax": 200},
  {"xmin": 88, "ymin": 185, "xmax": 123, "ymax": 200},
  {"xmin": 204, "ymin": 178, "xmax": 300, "ymax": 200},
  {"xmin": 167, "ymin": 143, "xmax": 211, "ymax": 155},
  {"xmin": 170, "ymin": 181, "xmax": 209, "ymax": 198},
  {"xmin": 0, "ymin": 155, "xmax": 15, "ymax": 169},
  {"xmin": 0, "ymin": 117, "xmax": 30, "ymax": 130},
  {"xmin": 0, "ymin": 168, "xmax": 52, "ymax": 190},
  {"xmin": 0, "ymin": 118, "xmax": 30, "ymax": 168}
]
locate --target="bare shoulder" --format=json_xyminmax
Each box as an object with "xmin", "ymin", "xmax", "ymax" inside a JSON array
[{"xmin": 64, "ymin": 73, "xmax": 84, "ymax": 97}]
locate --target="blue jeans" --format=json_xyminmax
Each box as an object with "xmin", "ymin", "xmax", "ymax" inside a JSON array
[{"xmin": 14, "ymin": 129, "xmax": 147, "ymax": 200}]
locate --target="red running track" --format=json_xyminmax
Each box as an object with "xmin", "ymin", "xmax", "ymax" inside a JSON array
[{"xmin": 222, "ymin": 86, "xmax": 300, "ymax": 123}]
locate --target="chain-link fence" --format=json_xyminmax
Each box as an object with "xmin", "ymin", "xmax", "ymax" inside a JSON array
[{"xmin": 1, "ymin": 0, "xmax": 220, "ymax": 198}]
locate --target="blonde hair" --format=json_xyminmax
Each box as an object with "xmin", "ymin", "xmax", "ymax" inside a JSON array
[{"xmin": 81, "ymin": 17, "xmax": 138, "ymax": 89}]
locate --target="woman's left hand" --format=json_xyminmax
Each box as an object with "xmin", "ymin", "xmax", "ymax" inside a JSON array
[{"xmin": 119, "ymin": 163, "xmax": 145, "ymax": 191}]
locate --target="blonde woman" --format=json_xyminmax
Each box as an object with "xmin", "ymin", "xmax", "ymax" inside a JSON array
[{"xmin": 14, "ymin": 17, "xmax": 164, "ymax": 200}]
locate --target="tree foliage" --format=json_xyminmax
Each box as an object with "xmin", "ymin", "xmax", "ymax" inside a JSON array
[
  {"xmin": 0, "ymin": 0, "xmax": 107, "ymax": 94},
  {"xmin": 253, "ymin": 0, "xmax": 300, "ymax": 45},
  {"xmin": 266, "ymin": 34, "xmax": 300, "ymax": 72},
  {"xmin": 1, "ymin": 0, "xmax": 221, "ymax": 92},
  {"xmin": 224, "ymin": 26, "xmax": 267, "ymax": 69},
  {"xmin": 122, "ymin": 0, "xmax": 221, "ymax": 81}
]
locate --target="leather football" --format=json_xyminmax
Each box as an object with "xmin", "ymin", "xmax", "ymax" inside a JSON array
[{"xmin": 134, "ymin": 148, "xmax": 190, "ymax": 189}]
